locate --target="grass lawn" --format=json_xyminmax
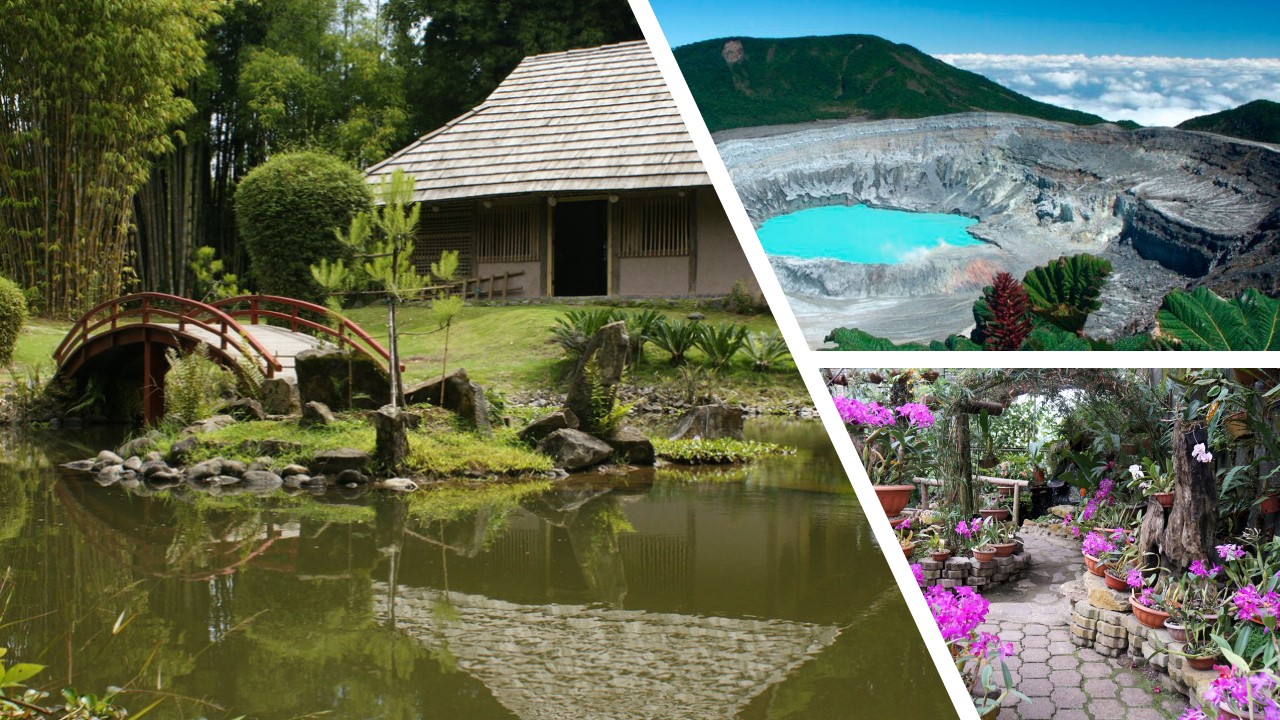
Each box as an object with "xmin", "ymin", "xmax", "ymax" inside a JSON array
[{"xmin": 7, "ymin": 301, "xmax": 809, "ymax": 410}]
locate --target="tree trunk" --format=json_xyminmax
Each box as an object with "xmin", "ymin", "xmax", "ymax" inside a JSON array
[
  {"xmin": 943, "ymin": 415, "xmax": 975, "ymax": 516},
  {"xmin": 1162, "ymin": 418, "xmax": 1216, "ymax": 567}
]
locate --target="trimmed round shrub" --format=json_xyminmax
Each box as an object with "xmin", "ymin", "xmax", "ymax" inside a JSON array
[
  {"xmin": 235, "ymin": 151, "xmax": 372, "ymax": 301},
  {"xmin": 0, "ymin": 276, "xmax": 28, "ymax": 366}
]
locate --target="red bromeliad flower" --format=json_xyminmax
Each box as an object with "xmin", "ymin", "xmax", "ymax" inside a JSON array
[{"xmin": 982, "ymin": 272, "xmax": 1033, "ymax": 351}]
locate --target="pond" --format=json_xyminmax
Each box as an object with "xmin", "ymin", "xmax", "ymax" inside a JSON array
[
  {"xmin": 757, "ymin": 204, "xmax": 982, "ymax": 264},
  {"xmin": 0, "ymin": 421, "xmax": 955, "ymax": 720}
]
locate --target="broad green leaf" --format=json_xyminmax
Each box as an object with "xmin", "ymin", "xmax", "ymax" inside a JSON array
[
  {"xmin": 1240, "ymin": 288, "xmax": 1280, "ymax": 350},
  {"xmin": 1, "ymin": 662, "xmax": 44, "ymax": 686},
  {"xmin": 1156, "ymin": 287, "xmax": 1252, "ymax": 349}
]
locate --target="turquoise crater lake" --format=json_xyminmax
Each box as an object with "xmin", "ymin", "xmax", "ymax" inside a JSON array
[{"xmin": 757, "ymin": 204, "xmax": 982, "ymax": 264}]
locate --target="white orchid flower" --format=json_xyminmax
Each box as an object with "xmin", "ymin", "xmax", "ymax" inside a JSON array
[{"xmin": 1128, "ymin": 464, "xmax": 1143, "ymax": 480}]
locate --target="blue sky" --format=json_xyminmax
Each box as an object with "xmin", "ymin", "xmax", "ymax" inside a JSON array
[
  {"xmin": 648, "ymin": 0, "xmax": 1280, "ymax": 58},
  {"xmin": 648, "ymin": 0, "xmax": 1280, "ymax": 126}
]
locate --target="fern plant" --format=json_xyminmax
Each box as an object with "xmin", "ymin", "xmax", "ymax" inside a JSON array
[
  {"xmin": 694, "ymin": 322, "xmax": 747, "ymax": 369},
  {"xmin": 164, "ymin": 345, "xmax": 233, "ymax": 424},
  {"xmin": 1021, "ymin": 254, "xmax": 1112, "ymax": 335},
  {"xmin": 650, "ymin": 318, "xmax": 701, "ymax": 364}
]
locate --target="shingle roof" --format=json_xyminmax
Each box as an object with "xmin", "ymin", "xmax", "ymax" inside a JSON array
[{"xmin": 366, "ymin": 40, "xmax": 710, "ymax": 202}]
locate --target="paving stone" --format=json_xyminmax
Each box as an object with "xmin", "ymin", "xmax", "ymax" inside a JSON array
[
  {"xmin": 1021, "ymin": 635, "xmax": 1050, "ymax": 649},
  {"xmin": 1086, "ymin": 698, "xmax": 1128, "ymax": 720},
  {"xmin": 1047, "ymin": 654, "xmax": 1081, "ymax": 670},
  {"xmin": 1020, "ymin": 678, "xmax": 1055, "ymax": 697},
  {"xmin": 1019, "ymin": 663, "xmax": 1051, "ymax": 679},
  {"xmin": 1021, "ymin": 648, "xmax": 1051, "ymax": 664},
  {"xmin": 1052, "ymin": 669, "xmax": 1082, "ymax": 687},
  {"xmin": 1120, "ymin": 686, "xmax": 1156, "ymax": 706},
  {"xmin": 1017, "ymin": 695, "xmax": 1057, "ymax": 720},
  {"xmin": 1050, "ymin": 686, "xmax": 1088, "ymax": 708},
  {"xmin": 1024, "ymin": 623, "xmax": 1050, "ymax": 636},
  {"xmin": 1083, "ymin": 677, "xmax": 1119, "ymax": 697}
]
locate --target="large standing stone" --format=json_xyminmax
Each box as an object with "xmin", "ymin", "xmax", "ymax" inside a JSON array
[
  {"xmin": 372, "ymin": 404, "xmax": 410, "ymax": 473},
  {"xmin": 668, "ymin": 403, "xmax": 744, "ymax": 441},
  {"xmin": 517, "ymin": 409, "xmax": 579, "ymax": 444},
  {"xmin": 216, "ymin": 398, "xmax": 266, "ymax": 422},
  {"xmin": 404, "ymin": 369, "xmax": 492, "ymax": 434},
  {"xmin": 606, "ymin": 426, "xmax": 655, "ymax": 466},
  {"xmin": 295, "ymin": 346, "xmax": 390, "ymax": 411},
  {"xmin": 564, "ymin": 321, "xmax": 629, "ymax": 433},
  {"xmin": 259, "ymin": 377, "xmax": 300, "ymax": 415},
  {"xmin": 536, "ymin": 429, "xmax": 614, "ymax": 471}
]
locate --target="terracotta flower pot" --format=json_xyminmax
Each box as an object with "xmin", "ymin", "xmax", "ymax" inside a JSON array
[
  {"xmin": 1187, "ymin": 655, "xmax": 1221, "ymax": 671},
  {"xmin": 997, "ymin": 485, "xmax": 1013, "ymax": 496},
  {"xmin": 1226, "ymin": 411, "xmax": 1252, "ymax": 439},
  {"xmin": 930, "ymin": 550, "xmax": 952, "ymax": 562},
  {"xmin": 1104, "ymin": 570, "xmax": 1129, "ymax": 591},
  {"xmin": 1165, "ymin": 621, "xmax": 1188, "ymax": 642},
  {"xmin": 979, "ymin": 508, "xmax": 1011, "ymax": 521},
  {"xmin": 1033, "ymin": 468, "xmax": 1046, "ymax": 485},
  {"xmin": 901, "ymin": 542, "xmax": 917, "ymax": 558},
  {"xmin": 1154, "ymin": 492, "xmax": 1174, "ymax": 508},
  {"xmin": 972, "ymin": 546, "xmax": 996, "ymax": 562},
  {"xmin": 1083, "ymin": 553, "xmax": 1105, "ymax": 577},
  {"xmin": 1130, "ymin": 595, "xmax": 1169, "ymax": 629},
  {"xmin": 991, "ymin": 541, "xmax": 1017, "ymax": 557},
  {"xmin": 874, "ymin": 485, "xmax": 915, "ymax": 517},
  {"xmin": 1263, "ymin": 494, "xmax": 1280, "ymax": 515}
]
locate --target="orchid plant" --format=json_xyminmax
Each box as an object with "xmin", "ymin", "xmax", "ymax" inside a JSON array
[
  {"xmin": 833, "ymin": 395, "xmax": 936, "ymax": 486},
  {"xmin": 1131, "ymin": 457, "xmax": 1175, "ymax": 496}
]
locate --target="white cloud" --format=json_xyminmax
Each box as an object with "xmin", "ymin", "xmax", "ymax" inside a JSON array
[{"xmin": 937, "ymin": 53, "xmax": 1280, "ymax": 126}]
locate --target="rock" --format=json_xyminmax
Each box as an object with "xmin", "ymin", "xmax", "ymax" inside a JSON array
[
  {"xmin": 206, "ymin": 475, "xmax": 241, "ymax": 486},
  {"xmin": 536, "ymin": 429, "xmax": 613, "ymax": 471},
  {"xmin": 295, "ymin": 346, "xmax": 389, "ymax": 411},
  {"xmin": 144, "ymin": 451, "xmax": 164, "ymax": 463},
  {"xmin": 564, "ymin": 321, "xmax": 628, "ymax": 432},
  {"xmin": 280, "ymin": 464, "xmax": 309, "ymax": 478},
  {"xmin": 1084, "ymin": 572, "xmax": 1133, "ymax": 613},
  {"xmin": 517, "ymin": 409, "xmax": 579, "ymax": 445},
  {"xmin": 313, "ymin": 448, "xmax": 371, "ymax": 476},
  {"xmin": 96, "ymin": 450, "xmax": 124, "ymax": 466},
  {"xmin": 140, "ymin": 459, "xmax": 170, "ymax": 478},
  {"xmin": 123, "ymin": 456, "xmax": 142, "ymax": 472},
  {"xmin": 404, "ymin": 369, "xmax": 492, "ymax": 434},
  {"xmin": 146, "ymin": 471, "xmax": 183, "ymax": 488},
  {"xmin": 686, "ymin": 312, "xmax": 706, "ymax": 321},
  {"xmin": 216, "ymin": 398, "xmax": 266, "ymax": 422},
  {"xmin": 168, "ymin": 436, "xmax": 200, "ymax": 465},
  {"xmin": 606, "ymin": 426, "xmax": 655, "ymax": 465},
  {"xmin": 60, "ymin": 459, "xmax": 95, "ymax": 472},
  {"xmin": 186, "ymin": 458, "xmax": 223, "ymax": 481},
  {"xmin": 241, "ymin": 470, "xmax": 283, "ymax": 492},
  {"xmin": 237, "ymin": 439, "xmax": 302, "ymax": 458},
  {"xmin": 118, "ymin": 431, "xmax": 161, "ymax": 459},
  {"xmin": 1048, "ymin": 504, "xmax": 1075, "ymax": 519},
  {"xmin": 668, "ymin": 404, "xmax": 744, "ymax": 441},
  {"xmin": 372, "ymin": 404, "xmax": 411, "ymax": 473},
  {"xmin": 259, "ymin": 377, "xmax": 300, "ymax": 416},
  {"xmin": 186, "ymin": 415, "xmax": 237, "ymax": 435},
  {"xmin": 96, "ymin": 465, "xmax": 123, "ymax": 485},
  {"xmin": 336, "ymin": 468, "xmax": 368, "ymax": 486},
  {"xmin": 300, "ymin": 401, "xmax": 335, "ymax": 428},
  {"xmin": 221, "ymin": 459, "xmax": 247, "ymax": 477},
  {"xmin": 374, "ymin": 478, "xmax": 419, "ymax": 492}
]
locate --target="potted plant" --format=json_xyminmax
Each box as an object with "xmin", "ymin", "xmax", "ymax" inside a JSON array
[
  {"xmin": 897, "ymin": 518, "xmax": 917, "ymax": 558},
  {"xmin": 1081, "ymin": 530, "xmax": 1115, "ymax": 577},
  {"xmin": 1027, "ymin": 440, "xmax": 1047, "ymax": 485},
  {"xmin": 1129, "ymin": 570, "xmax": 1171, "ymax": 628},
  {"xmin": 926, "ymin": 530, "xmax": 952, "ymax": 562},
  {"xmin": 970, "ymin": 517, "xmax": 1000, "ymax": 562},
  {"xmin": 1131, "ymin": 458, "xmax": 1174, "ymax": 508},
  {"xmin": 989, "ymin": 522, "xmax": 1018, "ymax": 558},
  {"xmin": 835, "ymin": 395, "xmax": 933, "ymax": 517},
  {"xmin": 1101, "ymin": 539, "xmax": 1141, "ymax": 592},
  {"xmin": 978, "ymin": 491, "xmax": 1011, "ymax": 522}
]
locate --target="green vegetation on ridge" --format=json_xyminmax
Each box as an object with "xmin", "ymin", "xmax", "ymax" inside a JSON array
[
  {"xmin": 1178, "ymin": 100, "xmax": 1280, "ymax": 145},
  {"xmin": 673, "ymin": 34, "xmax": 1112, "ymax": 133}
]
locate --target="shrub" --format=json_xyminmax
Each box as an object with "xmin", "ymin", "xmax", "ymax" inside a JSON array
[
  {"xmin": 724, "ymin": 280, "xmax": 763, "ymax": 315},
  {"xmin": 742, "ymin": 331, "xmax": 789, "ymax": 371},
  {"xmin": 694, "ymin": 322, "xmax": 748, "ymax": 369},
  {"xmin": 650, "ymin": 318, "xmax": 701, "ymax": 364},
  {"xmin": 0, "ymin": 276, "xmax": 28, "ymax": 365},
  {"xmin": 235, "ymin": 151, "xmax": 372, "ymax": 302}
]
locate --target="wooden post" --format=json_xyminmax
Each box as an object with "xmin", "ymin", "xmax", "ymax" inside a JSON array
[
  {"xmin": 501, "ymin": 271, "xmax": 509, "ymax": 299},
  {"xmin": 141, "ymin": 333, "xmax": 166, "ymax": 425}
]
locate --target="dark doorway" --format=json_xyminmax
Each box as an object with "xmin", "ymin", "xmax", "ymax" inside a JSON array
[{"xmin": 552, "ymin": 200, "xmax": 608, "ymax": 296}]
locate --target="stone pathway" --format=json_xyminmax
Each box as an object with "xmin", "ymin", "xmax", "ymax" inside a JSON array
[{"xmin": 980, "ymin": 528, "xmax": 1190, "ymax": 720}]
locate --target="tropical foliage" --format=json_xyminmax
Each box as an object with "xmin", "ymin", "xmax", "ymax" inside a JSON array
[
  {"xmin": 1156, "ymin": 287, "xmax": 1280, "ymax": 350},
  {"xmin": 1021, "ymin": 253, "xmax": 1112, "ymax": 335}
]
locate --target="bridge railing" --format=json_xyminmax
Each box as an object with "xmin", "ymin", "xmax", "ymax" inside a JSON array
[
  {"xmin": 53, "ymin": 293, "xmax": 283, "ymax": 377},
  {"xmin": 210, "ymin": 294, "xmax": 397, "ymax": 371}
]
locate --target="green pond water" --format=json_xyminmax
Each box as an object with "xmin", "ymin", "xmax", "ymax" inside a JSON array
[
  {"xmin": 757, "ymin": 204, "xmax": 982, "ymax": 264},
  {"xmin": 0, "ymin": 422, "xmax": 955, "ymax": 720}
]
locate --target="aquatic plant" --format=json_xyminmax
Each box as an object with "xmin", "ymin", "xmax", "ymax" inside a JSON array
[{"xmin": 652, "ymin": 438, "xmax": 793, "ymax": 464}]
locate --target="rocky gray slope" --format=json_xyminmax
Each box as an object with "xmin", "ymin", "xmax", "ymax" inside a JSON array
[{"xmin": 719, "ymin": 113, "xmax": 1280, "ymax": 343}]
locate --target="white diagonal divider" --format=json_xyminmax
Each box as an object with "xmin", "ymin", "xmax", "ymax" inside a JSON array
[{"xmin": 626, "ymin": 2, "xmax": 981, "ymax": 717}]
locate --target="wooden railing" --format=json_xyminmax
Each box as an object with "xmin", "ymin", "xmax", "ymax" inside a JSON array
[
  {"xmin": 54, "ymin": 292, "xmax": 283, "ymax": 377},
  {"xmin": 911, "ymin": 475, "xmax": 1031, "ymax": 525},
  {"xmin": 210, "ymin": 294, "xmax": 398, "ymax": 371},
  {"xmin": 423, "ymin": 270, "xmax": 525, "ymax": 301}
]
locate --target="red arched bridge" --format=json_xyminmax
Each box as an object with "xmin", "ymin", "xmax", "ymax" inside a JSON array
[{"xmin": 53, "ymin": 293, "xmax": 392, "ymax": 423}]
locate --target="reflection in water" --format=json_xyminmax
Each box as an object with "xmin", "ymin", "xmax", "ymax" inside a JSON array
[{"xmin": 0, "ymin": 422, "xmax": 955, "ymax": 719}]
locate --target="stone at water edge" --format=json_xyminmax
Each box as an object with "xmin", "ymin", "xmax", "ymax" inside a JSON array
[
  {"xmin": 123, "ymin": 456, "xmax": 142, "ymax": 472},
  {"xmin": 184, "ymin": 414, "xmax": 237, "ymax": 435},
  {"xmin": 259, "ymin": 377, "xmax": 300, "ymax": 415},
  {"xmin": 300, "ymin": 401, "xmax": 335, "ymax": 428},
  {"xmin": 167, "ymin": 436, "xmax": 200, "ymax": 465},
  {"xmin": 280, "ymin": 464, "xmax": 309, "ymax": 478},
  {"xmin": 241, "ymin": 470, "xmax": 283, "ymax": 492},
  {"xmin": 374, "ymin": 478, "xmax": 419, "ymax": 492},
  {"xmin": 336, "ymin": 469, "xmax": 368, "ymax": 486},
  {"xmin": 404, "ymin": 369, "xmax": 492, "ymax": 435},
  {"xmin": 221, "ymin": 459, "xmax": 248, "ymax": 477},
  {"xmin": 563, "ymin": 321, "xmax": 628, "ymax": 432},
  {"xmin": 606, "ymin": 426, "xmax": 655, "ymax": 466},
  {"xmin": 95, "ymin": 450, "xmax": 124, "ymax": 467},
  {"xmin": 309, "ymin": 445, "xmax": 371, "ymax": 474},
  {"xmin": 517, "ymin": 409, "xmax": 580, "ymax": 445},
  {"xmin": 117, "ymin": 431, "xmax": 162, "ymax": 459},
  {"xmin": 186, "ymin": 458, "xmax": 224, "ymax": 481},
  {"xmin": 536, "ymin": 428, "xmax": 614, "ymax": 471},
  {"xmin": 372, "ymin": 404, "xmax": 412, "ymax": 473},
  {"xmin": 668, "ymin": 404, "xmax": 744, "ymax": 441},
  {"xmin": 61, "ymin": 459, "xmax": 95, "ymax": 472}
]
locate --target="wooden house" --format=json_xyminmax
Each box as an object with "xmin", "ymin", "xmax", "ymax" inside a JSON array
[{"xmin": 365, "ymin": 40, "xmax": 753, "ymax": 298}]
